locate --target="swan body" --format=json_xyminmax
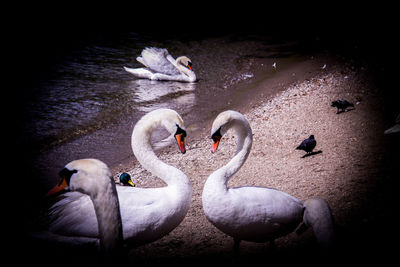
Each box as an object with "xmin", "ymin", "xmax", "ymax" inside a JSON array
[
  {"xmin": 202, "ymin": 110, "xmax": 334, "ymax": 247},
  {"xmin": 49, "ymin": 109, "xmax": 192, "ymax": 246},
  {"xmin": 47, "ymin": 159, "xmax": 123, "ymax": 255},
  {"xmin": 124, "ymin": 47, "xmax": 196, "ymax": 82}
]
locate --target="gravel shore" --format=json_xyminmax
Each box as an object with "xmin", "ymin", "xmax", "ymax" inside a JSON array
[{"xmin": 111, "ymin": 60, "xmax": 397, "ymax": 264}]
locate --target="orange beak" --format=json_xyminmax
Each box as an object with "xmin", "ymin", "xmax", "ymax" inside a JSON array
[
  {"xmin": 187, "ymin": 65, "xmax": 193, "ymax": 71},
  {"xmin": 175, "ymin": 133, "xmax": 186, "ymax": 154},
  {"xmin": 46, "ymin": 178, "xmax": 68, "ymax": 197},
  {"xmin": 211, "ymin": 138, "xmax": 220, "ymax": 153}
]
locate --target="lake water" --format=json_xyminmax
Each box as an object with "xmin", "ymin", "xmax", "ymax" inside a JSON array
[{"xmin": 23, "ymin": 32, "xmax": 304, "ymax": 189}]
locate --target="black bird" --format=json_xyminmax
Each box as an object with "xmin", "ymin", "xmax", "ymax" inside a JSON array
[
  {"xmin": 296, "ymin": 135, "xmax": 316, "ymax": 154},
  {"xmin": 331, "ymin": 100, "xmax": 354, "ymax": 113},
  {"xmin": 120, "ymin": 172, "xmax": 135, "ymax": 187}
]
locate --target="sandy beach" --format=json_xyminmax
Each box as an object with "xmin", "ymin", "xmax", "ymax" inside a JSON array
[
  {"xmin": 108, "ymin": 57, "xmax": 398, "ymax": 264},
  {"xmin": 21, "ymin": 54, "xmax": 398, "ymax": 266}
]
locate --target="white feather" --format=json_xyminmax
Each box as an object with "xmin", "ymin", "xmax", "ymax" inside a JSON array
[
  {"xmin": 48, "ymin": 109, "xmax": 192, "ymax": 247},
  {"xmin": 203, "ymin": 111, "xmax": 334, "ymax": 247},
  {"xmin": 124, "ymin": 47, "xmax": 196, "ymax": 82}
]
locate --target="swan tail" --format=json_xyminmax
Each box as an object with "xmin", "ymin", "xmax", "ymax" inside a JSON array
[{"xmin": 302, "ymin": 198, "xmax": 335, "ymax": 248}]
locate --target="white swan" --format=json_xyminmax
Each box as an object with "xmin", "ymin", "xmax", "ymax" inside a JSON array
[
  {"xmin": 46, "ymin": 159, "xmax": 123, "ymax": 256},
  {"xmin": 124, "ymin": 47, "xmax": 197, "ymax": 82},
  {"xmin": 202, "ymin": 110, "xmax": 335, "ymax": 250},
  {"xmin": 49, "ymin": 109, "xmax": 192, "ymax": 247}
]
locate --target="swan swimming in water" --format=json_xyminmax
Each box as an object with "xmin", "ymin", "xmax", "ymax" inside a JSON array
[
  {"xmin": 202, "ymin": 110, "xmax": 335, "ymax": 250},
  {"xmin": 48, "ymin": 109, "xmax": 192, "ymax": 247},
  {"xmin": 124, "ymin": 47, "xmax": 197, "ymax": 82},
  {"xmin": 46, "ymin": 159, "xmax": 123, "ymax": 257}
]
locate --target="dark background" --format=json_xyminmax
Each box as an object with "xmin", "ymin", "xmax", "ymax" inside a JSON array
[{"xmin": 7, "ymin": 2, "xmax": 399, "ymax": 264}]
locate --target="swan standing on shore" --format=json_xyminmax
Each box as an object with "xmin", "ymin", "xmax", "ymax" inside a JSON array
[
  {"xmin": 46, "ymin": 159, "xmax": 123, "ymax": 256},
  {"xmin": 48, "ymin": 109, "xmax": 192, "ymax": 247},
  {"xmin": 124, "ymin": 47, "xmax": 197, "ymax": 82},
  {"xmin": 202, "ymin": 110, "xmax": 335, "ymax": 250}
]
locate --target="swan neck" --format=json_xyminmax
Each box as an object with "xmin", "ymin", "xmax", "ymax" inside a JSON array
[
  {"xmin": 225, "ymin": 124, "xmax": 252, "ymax": 180},
  {"xmin": 175, "ymin": 57, "xmax": 196, "ymax": 81},
  {"xmin": 136, "ymin": 143, "xmax": 187, "ymax": 186},
  {"xmin": 213, "ymin": 118, "xmax": 253, "ymax": 187},
  {"xmin": 91, "ymin": 180, "xmax": 123, "ymax": 255},
  {"xmin": 178, "ymin": 64, "xmax": 195, "ymax": 79},
  {"xmin": 166, "ymin": 54, "xmax": 176, "ymax": 66},
  {"xmin": 132, "ymin": 115, "xmax": 189, "ymax": 187}
]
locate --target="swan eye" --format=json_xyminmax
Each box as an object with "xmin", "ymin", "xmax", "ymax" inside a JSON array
[
  {"xmin": 47, "ymin": 168, "xmax": 77, "ymax": 197},
  {"xmin": 187, "ymin": 61, "xmax": 193, "ymax": 71},
  {"xmin": 174, "ymin": 125, "xmax": 187, "ymax": 154},
  {"xmin": 211, "ymin": 128, "xmax": 222, "ymax": 153},
  {"xmin": 211, "ymin": 128, "xmax": 222, "ymax": 143},
  {"xmin": 175, "ymin": 125, "xmax": 187, "ymax": 138},
  {"xmin": 58, "ymin": 168, "xmax": 78, "ymax": 186}
]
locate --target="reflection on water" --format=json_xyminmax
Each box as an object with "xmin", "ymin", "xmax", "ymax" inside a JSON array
[
  {"xmin": 127, "ymin": 79, "xmax": 196, "ymax": 113},
  {"xmin": 130, "ymin": 79, "xmax": 196, "ymax": 102}
]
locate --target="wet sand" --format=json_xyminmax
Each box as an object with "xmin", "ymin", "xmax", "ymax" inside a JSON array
[{"xmin": 110, "ymin": 55, "xmax": 398, "ymax": 264}]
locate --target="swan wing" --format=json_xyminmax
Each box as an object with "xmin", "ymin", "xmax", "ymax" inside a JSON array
[
  {"xmin": 29, "ymin": 231, "xmax": 99, "ymax": 247},
  {"xmin": 124, "ymin": 66, "xmax": 189, "ymax": 82},
  {"xmin": 207, "ymin": 186, "xmax": 304, "ymax": 241},
  {"xmin": 123, "ymin": 66, "xmax": 153, "ymax": 79},
  {"xmin": 117, "ymin": 186, "xmax": 185, "ymax": 244},
  {"xmin": 49, "ymin": 186, "xmax": 182, "ymax": 244},
  {"xmin": 229, "ymin": 186, "xmax": 304, "ymax": 224},
  {"xmin": 49, "ymin": 192, "xmax": 99, "ymax": 238},
  {"xmin": 138, "ymin": 47, "xmax": 180, "ymax": 76}
]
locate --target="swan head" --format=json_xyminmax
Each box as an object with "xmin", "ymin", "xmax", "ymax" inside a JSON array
[
  {"xmin": 174, "ymin": 123, "xmax": 187, "ymax": 154},
  {"xmin": 210, "ymin": 110, "xmax": 250, "ymax": 153},
  {"xmin": 119, "ymin": 172, "xmax": 135, "ymax": 187},
  {"xmin": 160, "ymin": 109, "xmax": 187, "ymax": 154},
  {"xmin": 176, "ymin": 56, "xmax": 193, "ymax": 71},
  {"xmin": 135, "ymin": 109, "xmax": 187, "ymax": 154},
  {"xmin": 46, "ymin": 159, "xmax": 112, "ymax": 197}
]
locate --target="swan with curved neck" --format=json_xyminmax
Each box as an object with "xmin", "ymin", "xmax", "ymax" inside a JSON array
[
  {"xmin": 202, "ymin": 110, "xmax": 335, "ymax": 249},
  {"xmin": 123, "ymin": 47, "xmax": 196, "ymax": 82},
  {"xmin": 47, "ymin": 159, "xmax": 123, "ymax": 255},
  {"xmin": 49, "ymin": 109, "xmax": 192, "ymax": 247}
]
